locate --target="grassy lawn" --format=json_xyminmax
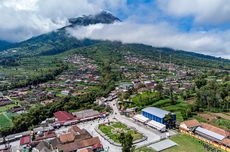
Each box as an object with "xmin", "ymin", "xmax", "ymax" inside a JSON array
[
  {"xmin": 0, "ymin": 104, "xmax": 16, "ymax": 113},
  {"xmin": 162, "ymin": 134, "xmax": 224, "ymax": 152},
  {"xmin": 0, "ymin": 112, "xmax": 13, "ymax": 129},
  {"xmin": 98, "ymin": 122, "xmax": 143, "ymax": 143},
  {"xmin": 131, "ymin": 91, "xmax": 161, "ymax": 108},
  {"xmin": 174, "ymin": 111, "xmax": 184, "ymax": 122},
  {"xmin": 128, "ymin": 92, "xmax": 189, "ymax": 122},
  {"xmin": 151, "ymin": 99, "xmax": 171, "ymax": 107},
  {"xmin": 56, "ymin": 92, "xmax": 67, "ymax": 97},
  {"xmin": 214, "ymin": 118, "xmax": 230, "ymax": 130}
]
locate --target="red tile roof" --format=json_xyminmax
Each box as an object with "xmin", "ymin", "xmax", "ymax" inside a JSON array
[
  {"xmin": 57, "ymin": 137, "xmax": 100, "ymax": 152},
  {"xmin": 59, "ymin": 132, "xmax": 75, "ymax": 143},
  {"xmin": 69, "ymin": 125, "xmax": 82, "ymax": 134},
  {"xmin": 35, "ymin": 131, "xmax": 56, "ymax": 141},
  {"xmin": 183, "ymin": 119, "xmax": 201, "ymax": 128},
  {"xmin": 79, "ymin": 148, "xmax": 93, "ymax": 152},
  {"xmin": 78, "ymin": 137, "xmax": 101, "ymax": 149},
  {"xmin": 54, "ymin": 111, "xmax": 75, "ymax": 123},
  {"xmin": 20, "ymin": 135, "xmax": 31, "ymax": 145},
  {"xmin": 222, "ymin": 138, "xmax": 230, "ymax": 147},
  {"xmin": 92, "ymin": 143, "xmax": 103, "ymax": 149}
]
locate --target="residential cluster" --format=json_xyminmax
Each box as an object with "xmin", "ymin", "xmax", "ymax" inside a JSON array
[
  {"xmin": 1, "ymin": 108, "xmax": 106, "ymax": 152},
  {"xmin": 0, "ymin": 55, "xmax": 101, "ymax": 114},
  {"xmin": 19, "ymin": 125, "xmax": 103, "ymax": 152}
]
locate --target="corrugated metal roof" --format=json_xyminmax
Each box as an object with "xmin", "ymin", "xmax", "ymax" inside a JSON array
[
  {"xmin": 147, "ymin": 120, "xmax": 166, "ymax": 131},
  {"xmin": 148, "ymin": 139, "xmax": 177, "ymax": 152},
  {"xmin": 133, "ymin": 114, "xmax": 149, "ymax": 123},
  {"xmin": 196, "ymin": 127, "xmax": 225, "ymax": 141},
  {"xmin": 142, "ymin": 107, "xmax": 171, "ymax": 118}
]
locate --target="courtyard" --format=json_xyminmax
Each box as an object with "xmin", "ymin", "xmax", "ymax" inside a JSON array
[{"xmin": 98, "ymin": 121, "xmax": 144, "ymax": 143}]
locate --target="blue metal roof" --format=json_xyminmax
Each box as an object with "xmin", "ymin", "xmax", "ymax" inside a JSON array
[
  {"xmin": 142, "ymin": 107, "xmax": 171, "ymax": 118},
  {"xmin": 196, "ymin": 127, "xmax": 225, "ymax": 141}
]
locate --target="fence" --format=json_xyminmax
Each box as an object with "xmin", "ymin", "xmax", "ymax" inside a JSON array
[{"xmin": 180, "ymin": 129, "xmax": 230, "ymax": 152}]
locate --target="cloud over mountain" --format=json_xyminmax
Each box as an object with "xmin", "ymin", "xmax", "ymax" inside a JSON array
[
  {"xmin": 0, "ymin": 0, "xmax": 125, "ymax": 42},
  {"xmin": 68, "ymin": 22, "xmax": 230, "ymax": 59},
  {"xmin": 0, "ymin": 0, "xmax": 230, "ymax": 58}
]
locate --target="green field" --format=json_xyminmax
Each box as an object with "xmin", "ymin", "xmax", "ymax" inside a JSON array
[
  {"xmin": 214, "ymin": 118, "xmax": 230, "ymax": 130},
  {"xmin": 98, "ymin": 122, "xmax": 143, "ymax": 143},
  {"xmin": 129, "ymin": 91, "xmax": 190, "ymax": 122},
  {"xmin": 0, "ymin": 112, "xmax": 14, "ymax": 129},
  {"xmin": 136, "ymin": 134, "xmax": 225, "ymax": 152},
  {"xmin": 0, "ymin": 104, "xmax": 16, "ymax": 113},
  {"xmin": 193, "ymin": 115, "xmax": 230, "ymax": 131},
  {"xmin": 163, "ymin": 134, "xmax": 224, "ymax": 152}
]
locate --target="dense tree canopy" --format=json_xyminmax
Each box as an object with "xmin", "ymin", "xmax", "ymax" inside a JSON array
[
  {"xmin": 195, "ymin": 80, "xmax": 230, "ymax": 112},
  {"xmin": 119, "ymin": 132, "xmax": 134, "ymax": 152}
]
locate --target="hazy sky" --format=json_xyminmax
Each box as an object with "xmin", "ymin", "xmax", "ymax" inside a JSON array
[{"xmin": 1, "ymin": 0, "xmax": 230, "ymax": 58}]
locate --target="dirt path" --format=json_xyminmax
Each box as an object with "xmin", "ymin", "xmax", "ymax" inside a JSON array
[
  {"xmin": 3, "ymin": 112, "xmax": 12, "ymax": 122},
  {"xmin": 211, "ymin": 113, "xmax": 230, "ymax": 120}
]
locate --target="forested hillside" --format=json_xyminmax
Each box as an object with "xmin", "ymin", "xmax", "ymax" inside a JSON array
[
  {"xmin": 0, "ymin": 11, "xmax": 229, "ymax": 70},
  {"xmin": 0, "ymin": 40, "xmax": 13, "ymax": 51}
]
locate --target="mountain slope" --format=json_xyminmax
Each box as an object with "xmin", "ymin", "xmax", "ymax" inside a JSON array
[
  {"xmin": 0, "ymin": 11, "xmax": 229, "ymax": 70},
  {"xmin": 123, "ymin": 43, "xmax": 230, "ymax": 69},
  {"xmin": 0, "ymin": 11, "xmax": 120, "ymax": 57},
  {"xmin": 67, "ymin": 11, "xmax": 120, "ymax": 27},
  {"xmin": 0, "ymin": 40, "xmax": 13, "ymax": 51},
  {"xmin": 66, "ymin": 42, "xmax": 230, "ymax": 70}
]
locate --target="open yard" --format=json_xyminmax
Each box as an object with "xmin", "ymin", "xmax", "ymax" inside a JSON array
[
  {"xmin": 98, "ymin": 122, "xmax": 143, "ymax": 143},
  {"xmin": 162, "ymin": 134, "xmax": 224, "ymax": 152},
  {"xmin": 0, "ymin": 104, "xmax": 16, "ymax": 113},
  {"xmin": 0, "ymin": 112, "xmax": 14, "ymax": 129},
  {"xmin": 136, "ymin": 134, "xmax": 225, "ymax": 152}
]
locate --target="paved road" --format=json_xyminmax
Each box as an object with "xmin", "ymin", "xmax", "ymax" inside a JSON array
[
  {"xmin": 0, "ymin": 98, "xmax": 168, "ymax": 152},
  {"xmin": 0, "ymin": 140, "xmax": 19, "ymax": 152},
  {"xmin": 108, "ymin": 99, "xmax": 161, "ymax": 148},
  {"xmin": 55, "ymin": 98, "xmax": 162, "ymax": 152}
]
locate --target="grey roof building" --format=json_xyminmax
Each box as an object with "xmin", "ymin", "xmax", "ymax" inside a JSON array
[
  {"xmin": 142, "ymin": 107, "xmax": 172, "ymax": 119},
  {"xmin": 195, "ymin": 127, "xmax": 225, "ymax": 141},
  {"xmin": 142, "ymin": 107, "xmax": 176, "ymax": 125}
]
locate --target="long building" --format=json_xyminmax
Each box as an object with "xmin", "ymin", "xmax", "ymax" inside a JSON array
[
  {"xmin": 180, "ymin": 119, "xmax": 230, "ymax": 149},
  {"xmin": 142, "ymin": 107, "xmax": 176, "ymax": 125}
]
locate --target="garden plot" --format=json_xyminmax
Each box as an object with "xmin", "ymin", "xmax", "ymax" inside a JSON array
[{"xmin": 98, "ymin": 122, "xmax": 144, "ymax": 143}]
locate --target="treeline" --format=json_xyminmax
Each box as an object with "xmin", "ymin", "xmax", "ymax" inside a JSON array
[
  {"xmin": 194, "ymin": 79, "xmax": 230, "ymax": 112},
  {"xmin": 0, "ymin": 57, "xmax": 19, "ymax": 66}
]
